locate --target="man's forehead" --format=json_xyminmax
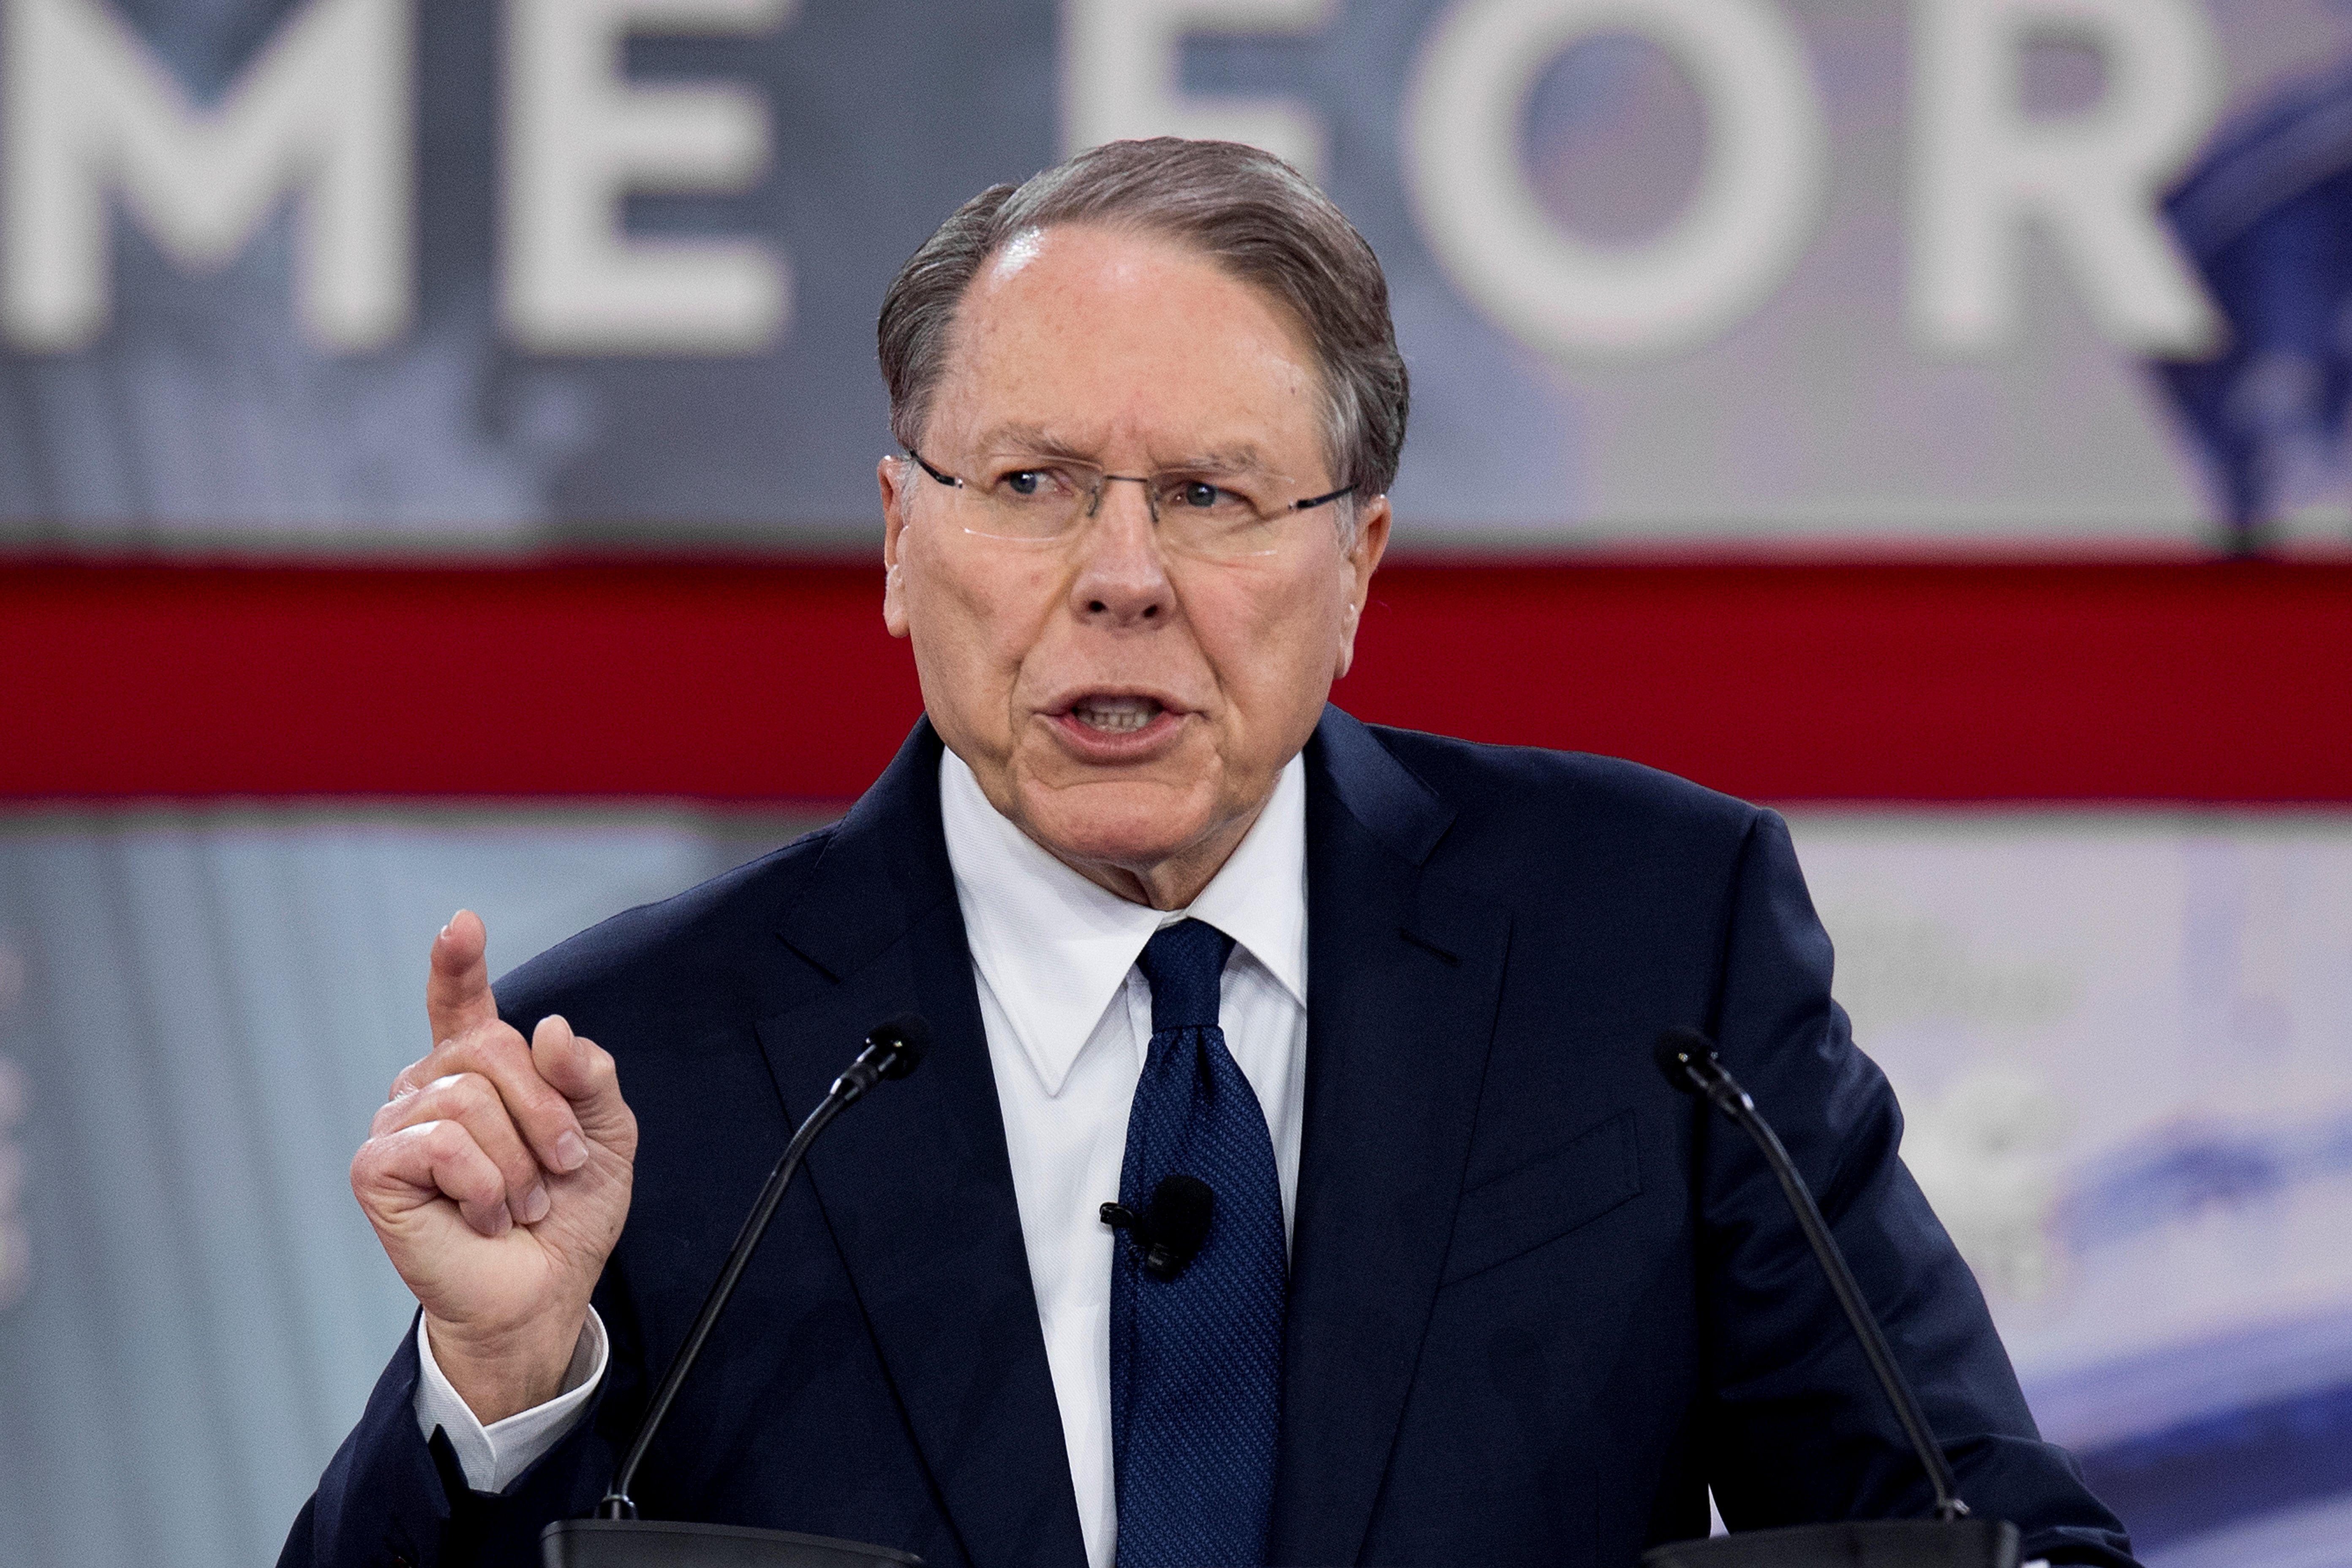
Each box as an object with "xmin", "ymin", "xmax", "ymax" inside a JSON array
[
  {"xmin": 921, "ymin": 222, "xmax": 1329, "ymax": 472},
  {"xmin": 986, "ymin": 225, "xmax": 1051, "ymax": 287},
  {"xmin": 959, "ymin": 223, "xmax": 1303, "ymax": 349}
]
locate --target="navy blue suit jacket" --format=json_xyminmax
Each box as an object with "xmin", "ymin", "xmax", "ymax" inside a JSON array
[{"xmin": 284, "ymin": 709, "xmax": 2135, "ymax": 1567}]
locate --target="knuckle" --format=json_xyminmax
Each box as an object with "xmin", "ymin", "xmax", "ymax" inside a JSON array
[
  {"xmin": 437, "ymin": 1071, "xmax": 495, "ymax": 1113},
  {"xmin": 509, "ymin": 1073, "xmax": 572, "ymax": 1126},
  {"xmin": 477, "ymin": 1019, "xmax": 528, "ymax": 1056},
  {"xmin": 583, "ymin": 1048, "xmax": 620, "ymax": 1094},
  {"xmin": 427, "ymin": 1132, "xmax": 499, "ymax": 1195},
  {"xmin": 437, "ymin": 1026, "xmax": 491, "ymax": 1068},
  {"xmin": 429, "ymin": 1072, "xmax": 531, "ymax": 1143},
  {"xmin": 404, "ymin": 1048, "xmax": 455, "ymax": 1089},
  {"xmin": 413, "ymin": 1117, "xmax": 467, "ymax": 1159},
  {"xmin": 457, "ymin": 1025, "xmax": 545, "ymax": 1094}
]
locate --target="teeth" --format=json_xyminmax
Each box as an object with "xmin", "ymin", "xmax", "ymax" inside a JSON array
[{"xmin": 1073, "ymin": 697, "xmax": 1163, "ymax": 733}]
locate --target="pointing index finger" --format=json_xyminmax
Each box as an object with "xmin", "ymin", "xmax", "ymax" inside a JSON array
[{"xmin": 427, "ymin": 909, "xmax": 501, "ymax": 1047}]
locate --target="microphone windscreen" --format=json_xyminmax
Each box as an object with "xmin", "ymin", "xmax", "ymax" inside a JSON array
[
  {"xmin": 1150, "ymin": 1173, "xmax": 1215, "ymax": 1261},
  {"xmin": 868, "ymin": 1013, "xmax": 934, "ymax": 1078},
  {"xmin": 1653, "ymin": 1027, "xmax": 1715, "ymax": 1095}
]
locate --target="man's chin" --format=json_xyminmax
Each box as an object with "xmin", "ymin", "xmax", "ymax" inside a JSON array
[{"xmin": 1013, "ymin": 778, "xmax": 1218, "ymax": 882}]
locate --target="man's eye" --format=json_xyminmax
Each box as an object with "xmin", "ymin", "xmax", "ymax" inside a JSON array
[
  {"xmin": 1005, "ymin": 471, "xmax": 1046, "ymax": 497},
  {"xmin": 1179, "ymin": 482, "xmax": 1225, "ymax": 509}
]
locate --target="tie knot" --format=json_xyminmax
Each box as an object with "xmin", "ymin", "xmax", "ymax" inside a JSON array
[{"xmin": 1135, "ymin": 919, "xmax": 1234, "ymax": 1034}]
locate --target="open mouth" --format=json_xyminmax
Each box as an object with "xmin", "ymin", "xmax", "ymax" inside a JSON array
[{"xmin": 1068, "ymin": 694, "xmax": 1167, "ymax": 734}]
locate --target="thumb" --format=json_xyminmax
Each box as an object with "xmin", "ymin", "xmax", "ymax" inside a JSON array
[
  {"xmin": 531, "ymin": 1015, "xmax": 635, "ymax": 1153},
  {"xmin": 426, "ymin": 909, "xmax": 501, "ymax": 1045}
]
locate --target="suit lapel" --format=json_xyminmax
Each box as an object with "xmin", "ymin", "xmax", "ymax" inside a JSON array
[
  {"xmin": 760, "ymin": 721, "xmax": 1090, "ymax": 1568},
  {"xmin": 1271, "ymin": 708, "xmax": 1514, "ymax": 1566}
]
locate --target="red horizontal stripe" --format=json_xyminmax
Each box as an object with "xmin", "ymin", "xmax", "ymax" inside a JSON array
[{"xmin": 3, "ymin": 559, "xmax": 2346, "ymax": 802}]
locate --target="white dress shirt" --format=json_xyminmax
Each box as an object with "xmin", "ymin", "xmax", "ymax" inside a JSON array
[
  {"xmin": 416, "ymin": 746, "xmax": 1311, "ymax": 1568},
  {"xmin": 942, "ymin": 748, "xmax": 1308, "ymax": 1568}
]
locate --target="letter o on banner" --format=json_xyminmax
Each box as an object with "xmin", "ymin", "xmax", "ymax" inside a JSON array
[{"xmin": 1404, "ymin": 0, "xmax": 1829, "ymax": 361}]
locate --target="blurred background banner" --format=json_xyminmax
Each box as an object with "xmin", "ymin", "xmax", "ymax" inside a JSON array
[
  {"xmin": 2, "ymin": 3, "xmax": 2350, "ymax": 1568},
  {"xmin": 0, "ymin": 0, "xmax": 2350, "ymax": 550},
  {"xmin": 4, "ymin": 807, "xmax": 2349, "ymax": 1568}
]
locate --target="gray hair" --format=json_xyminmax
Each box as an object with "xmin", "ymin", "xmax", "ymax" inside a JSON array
[{"xmin": 876, "ymin": 137, "xmax": 1410, "ymax": 512}]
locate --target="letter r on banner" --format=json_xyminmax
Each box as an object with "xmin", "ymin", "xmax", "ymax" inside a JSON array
[{"xmin": 1909, "ymin": 0, "xmax": 2224, "ymax": 356}]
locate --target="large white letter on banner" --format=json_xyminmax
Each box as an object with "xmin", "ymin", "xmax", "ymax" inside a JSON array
[
  {"xmin": 2, "ymin": 0, "xmax": 411, "ymax": 352},
  {"xmin": 1062, "ymin": 0, "xmax": 1335, "ymax": 180},
  {"xmin": 1403, "ymin": 0, "xmax": 1827, "ymax": 362},
  {"xmin": 504, "ymin": 0, "xmax": 791, "ymax": 355},
  {"xmin": 1910, "ymin": 0, "xmax": 2223, "ymax": 355}
]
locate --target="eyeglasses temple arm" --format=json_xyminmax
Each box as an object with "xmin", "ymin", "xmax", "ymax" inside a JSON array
[
  {"xmin": 905, "ymin": 449, "xmax": 963, "ymax": 488},
  {"xmin": 1289, "ymin": 482, "xmax": 1358, "ymax": 514}
]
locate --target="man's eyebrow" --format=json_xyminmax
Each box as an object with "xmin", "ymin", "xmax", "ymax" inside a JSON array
[
  {"xmin": 1157, "ymin": 445, "xmax": 1274, "ymax": 475},
  {"xmin": 972, "ymin": 423, "xmax": 1092, "ymax": 460},
  {"xmin": 972, "ymin": 427, "xmax": 1279, "ymax": 475}
]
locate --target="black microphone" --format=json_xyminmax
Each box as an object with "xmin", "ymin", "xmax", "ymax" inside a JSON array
[
  {"xmin": 1101, "ymin": 1172, "xmax": 1215, "ymax": 1281},
  {"xmin": 1645, "ymin": 1028, "xmax": 2019, "ymax": 1568},
  {"xmin": 541, "ymin": 1014, "xmax": 933, "ymax": 1568}
]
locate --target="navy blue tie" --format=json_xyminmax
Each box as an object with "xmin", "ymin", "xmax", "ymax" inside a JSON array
[{"xmin": 1109, "ymin": 919, "xmax": 1286, "ymax": 1568}]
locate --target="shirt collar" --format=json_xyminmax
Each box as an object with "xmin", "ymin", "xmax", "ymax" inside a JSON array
[{"xmin": 939, "ymin": 746, "xmax": 1308, "ymax": 1096}]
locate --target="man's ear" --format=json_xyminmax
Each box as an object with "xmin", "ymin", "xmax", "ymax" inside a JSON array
[
  {"xmin": 879, "ymin": 455, "xmax": 912, "ymax": 639},
  {"xmin": 1333, "ymin": 494, "xmax": 1391, "ymax": 680}
]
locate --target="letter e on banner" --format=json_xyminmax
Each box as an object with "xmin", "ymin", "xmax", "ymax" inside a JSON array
[
  {"xmin": 1403, "ymin": 0, "xmax": 1829, "ymax": 362},
  {"xmin": 503, "ymin": 0, "xmax": 793, "ymax": 356}
]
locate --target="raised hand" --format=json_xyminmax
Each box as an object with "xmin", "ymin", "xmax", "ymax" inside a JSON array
[{"xmin": 351, "ymin": 910, "xmax": 638, "ymax": 1424}]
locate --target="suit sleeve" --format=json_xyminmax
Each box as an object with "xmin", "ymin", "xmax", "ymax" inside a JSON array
[
  {"xmin": 1697, "ymin": 809, "xmax": 2137, "ymax": 1568},
  {"xmin": 275, "ymin": 1311, "xmax": 623, "ymax": 1568}
]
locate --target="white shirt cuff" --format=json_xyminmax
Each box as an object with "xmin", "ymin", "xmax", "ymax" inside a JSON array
[{"xmin": 412, "ymin": 1308, "xmax": 607, "ymax": 1493}]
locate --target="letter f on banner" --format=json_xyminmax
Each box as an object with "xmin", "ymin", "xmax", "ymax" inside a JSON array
[
  {"xmin": 1909, "ymin": 0, "xmax": 2224, "ymax": 356},
  {"xmin": 1, "ymin": 0, "xmax": 412, "ymax": 353},
  {"xmin": 1062, "ymin": 0, "xmax": 1337, "ymax": 181}
]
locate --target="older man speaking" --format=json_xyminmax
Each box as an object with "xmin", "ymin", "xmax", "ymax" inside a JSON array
[{"xmin": 284, "ymin": 141, "xmax": 2134, "ymax": 1568}]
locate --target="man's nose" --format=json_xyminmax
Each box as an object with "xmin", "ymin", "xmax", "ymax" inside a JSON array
[{"xmin": 1070, "ymin": 477, "xmax": 1173, "ymax": 626}]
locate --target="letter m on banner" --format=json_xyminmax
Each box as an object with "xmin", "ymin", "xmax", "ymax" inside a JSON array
[{"xmin": 2, "ymin": 0, "xmax": 411, "ymax": 352}]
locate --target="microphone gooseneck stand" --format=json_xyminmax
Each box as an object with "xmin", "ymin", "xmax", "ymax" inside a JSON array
[
  {"xmin": 1644, "ymin": 1028, "xmax": 2020, "ymax": 1568},
  {"xmin": 539, "ymin": 1015, "xmax": 934, "ymax": 1568}
]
